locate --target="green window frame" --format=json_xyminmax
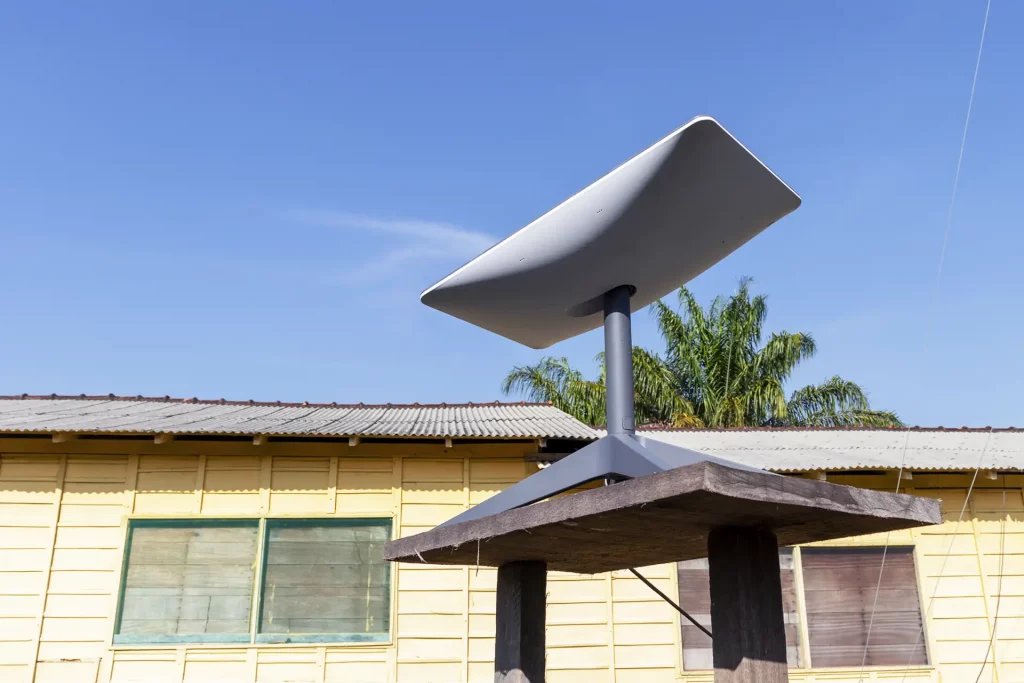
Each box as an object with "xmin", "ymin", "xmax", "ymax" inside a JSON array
[
  {"xmin": 256, "ymin": 518, "xmax": 392, "ymax": 644},
  {"xmin": 113, "ymin": 518, "xmax": 392, "ymax": 646},
  {"xmin": 113, "ymin": 519, "xmax": 259, "ymax": 645}
]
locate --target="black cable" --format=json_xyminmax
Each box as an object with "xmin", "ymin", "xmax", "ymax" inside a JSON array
[{"xmin": 628, "ymin": 567, "xmax": 712, "ymax": 638}]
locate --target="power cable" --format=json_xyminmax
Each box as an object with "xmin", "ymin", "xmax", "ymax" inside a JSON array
[{"xmin": 629, "ymin": 567, "xmax": 712, "ymax": 638}]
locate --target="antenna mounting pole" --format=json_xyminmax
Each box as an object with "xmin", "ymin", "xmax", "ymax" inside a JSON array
[{"xmin": 603, "ymin": 285, "xmax": 636, "ymax": 437}]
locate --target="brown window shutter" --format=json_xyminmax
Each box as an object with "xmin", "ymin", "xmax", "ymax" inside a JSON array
[{"xmin": 801, "ymin": 547, "xmax": 927, "ymax": 667}]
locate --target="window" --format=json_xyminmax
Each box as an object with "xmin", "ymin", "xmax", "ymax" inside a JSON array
[
  {"xmin": 114, "ymin": 518, "xmax": 392, "ymax": 645},
  {"xmin": 258, "ymin": 519, "xmax": 391, "ymax": 643},
  {"xmin": 677, "ymin": 546, "xmax": 927, "ymax": 671},
  {"xmin": 115, "ymin": 520, "xmax": 258, "ymax": 644},
  {"xmin": 678, "ymin": 548, "xmax": 802, "ymax": 670},
  {"xmin": 801, "ymin": 547, "xmax": 927, "ymax": 668}
]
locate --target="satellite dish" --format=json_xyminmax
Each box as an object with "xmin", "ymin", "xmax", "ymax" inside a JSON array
[
  {"xmin": 422, "ymin": 116, "xmax": 801, "ymax": 349},
  {"xmin": 422, "ymin": 116, "xmax": 802, "ymax": 526}
]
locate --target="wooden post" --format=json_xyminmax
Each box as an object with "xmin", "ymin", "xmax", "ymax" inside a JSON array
[
  {"xmin": 494, "ymin": 561, "xmax": 547, "ymax": 683},
  {"xmin": 708, "ymin": 527, "xmax": 788, "ymax": 683}
]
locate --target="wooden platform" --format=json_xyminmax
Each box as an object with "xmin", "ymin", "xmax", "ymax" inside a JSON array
[{"xmin": 385, "ymin": 461, "xmax": 941, "ymax": 574}]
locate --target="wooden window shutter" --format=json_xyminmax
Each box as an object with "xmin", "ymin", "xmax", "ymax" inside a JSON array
[{"xmin": 801, "ymin": 547, "xmax": 927, "ymax": 667}]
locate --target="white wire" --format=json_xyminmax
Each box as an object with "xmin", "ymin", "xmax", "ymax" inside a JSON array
[
  {"xmin": 925, "ymin": 0, "xmax": 992, "ymax": 350},
  {"xmin": 970, "ymin": 485, "xmax": 1011, "ymax": 683},
  {"xmin": 856, "ymin": 0, "xmax": 994, "ymax": 676},
  {"xmin": 898, "ymin": 432, "xmax": 993, "ymax": 682},
  {"xmin": 973, "ymin": 484, "xmax": 1007, "ymax": 683}
]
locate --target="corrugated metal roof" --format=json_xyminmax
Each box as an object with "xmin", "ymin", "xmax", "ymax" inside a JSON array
[
  {"xmin": 3, "ymin": 396, "xmax": 1021, "ymax": 471},
  {"xmin": 637, "ymin": 428, "xmax": 1024, "ymax": 472},
  {"xmin": 0, "ymin": 396, "xmax": 595, "ymax": 440}
]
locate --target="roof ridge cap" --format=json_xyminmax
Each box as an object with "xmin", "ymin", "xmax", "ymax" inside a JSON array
[{"xmin": 0, "ymin": 394, "xmax": 557, "ymax": 409}]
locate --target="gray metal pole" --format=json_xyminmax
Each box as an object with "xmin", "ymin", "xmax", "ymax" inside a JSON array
[{"xmin": 603, "ymin": 285, "xmax": 635, "ymax": 436}]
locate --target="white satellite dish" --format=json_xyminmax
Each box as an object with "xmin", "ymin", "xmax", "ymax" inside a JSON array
[
  {"xmin": 422, "ymin": 116, "xmax": 802, "ymax": 526},
  {"xmin": 422, "ymin": 116, "xmax": 801, "ymax": 349}
]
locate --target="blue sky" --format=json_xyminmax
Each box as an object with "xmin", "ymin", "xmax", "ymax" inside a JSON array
[{"xmin": 1, "ymin": 1, "xmax": 1021, "ymax": 427}]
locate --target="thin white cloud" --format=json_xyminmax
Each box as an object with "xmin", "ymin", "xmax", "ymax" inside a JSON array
[
  {"xmin": 328, "ymin": 245, "xmax": 449, "ymax": 284},
  {"xmin": 286, "ymin": 210, "xmax": 497, "ymax": 287},
  {"xmin": 286, "ymin": 210, "xmax": 495, "ymax": 256}
]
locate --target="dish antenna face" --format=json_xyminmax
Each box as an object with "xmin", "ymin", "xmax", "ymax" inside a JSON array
[
  {"xmin": 423, "ymin": 116, "xmax": 802, "ymax": 526},
  {"xmin": 422, "ymin": 116, "xmax": 801, "ymax": 350}
]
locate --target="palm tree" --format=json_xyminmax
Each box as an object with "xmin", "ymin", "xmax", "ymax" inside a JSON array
[{"xmin": 502, "ymin": 278, "xmax": 901, "ymax": 428}]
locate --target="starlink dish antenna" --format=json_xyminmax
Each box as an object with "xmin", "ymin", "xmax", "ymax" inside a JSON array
[{"xmin": 424, "ymin": 116, "xmax": 801, "ymax": 526}]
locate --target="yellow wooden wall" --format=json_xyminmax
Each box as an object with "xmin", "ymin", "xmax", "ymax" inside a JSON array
[
  {"xmin": 0, "ymin": 439, "xmax": 1021, "ymax": 683},
  {"xmin": 778, "ymin": 471, "xmax": 1024, "ymax": 683}
]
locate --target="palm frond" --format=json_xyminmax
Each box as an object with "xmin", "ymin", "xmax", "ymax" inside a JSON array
[
  {"xmin": 754, "ymin": 332, "xmax": 816, "ymax": 388},
  {"xmin": 501, "ymin": 357, "xmax": 605, "ymax": 425},
  {"xmin": 846, "ymin": 409, "xmax": 904, "ymax": 428},
  {"xmin": 505, "ymin": 280, "xmax": 898, "ymax": 430},
  {"xmin": 783, "ymin": 376, "xmax": 899, "ymax": 427},
  {"xmin": 631, "ymin": 347, "xmax": 696, "ymax": 425}
]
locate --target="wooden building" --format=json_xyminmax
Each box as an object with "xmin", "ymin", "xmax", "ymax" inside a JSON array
[{"xmin": 0, "ymin": 395, "xmax": 1021, "ymax": 683}]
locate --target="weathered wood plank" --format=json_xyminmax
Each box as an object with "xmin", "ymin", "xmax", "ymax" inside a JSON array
[
  {"xmin": 385, "ymin": 461, "xmax": 941, "ymax": 574},
  {"xmin": 678, "ymin": 548, "xmax": 803, "ymax": 669},
  {"xmin": 708, "ymin": 527, "xmax": 788, "ymax": 683},
  {"xmin": 494, "ymin": 561, "xmax": 546, "ymax": 683}
]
